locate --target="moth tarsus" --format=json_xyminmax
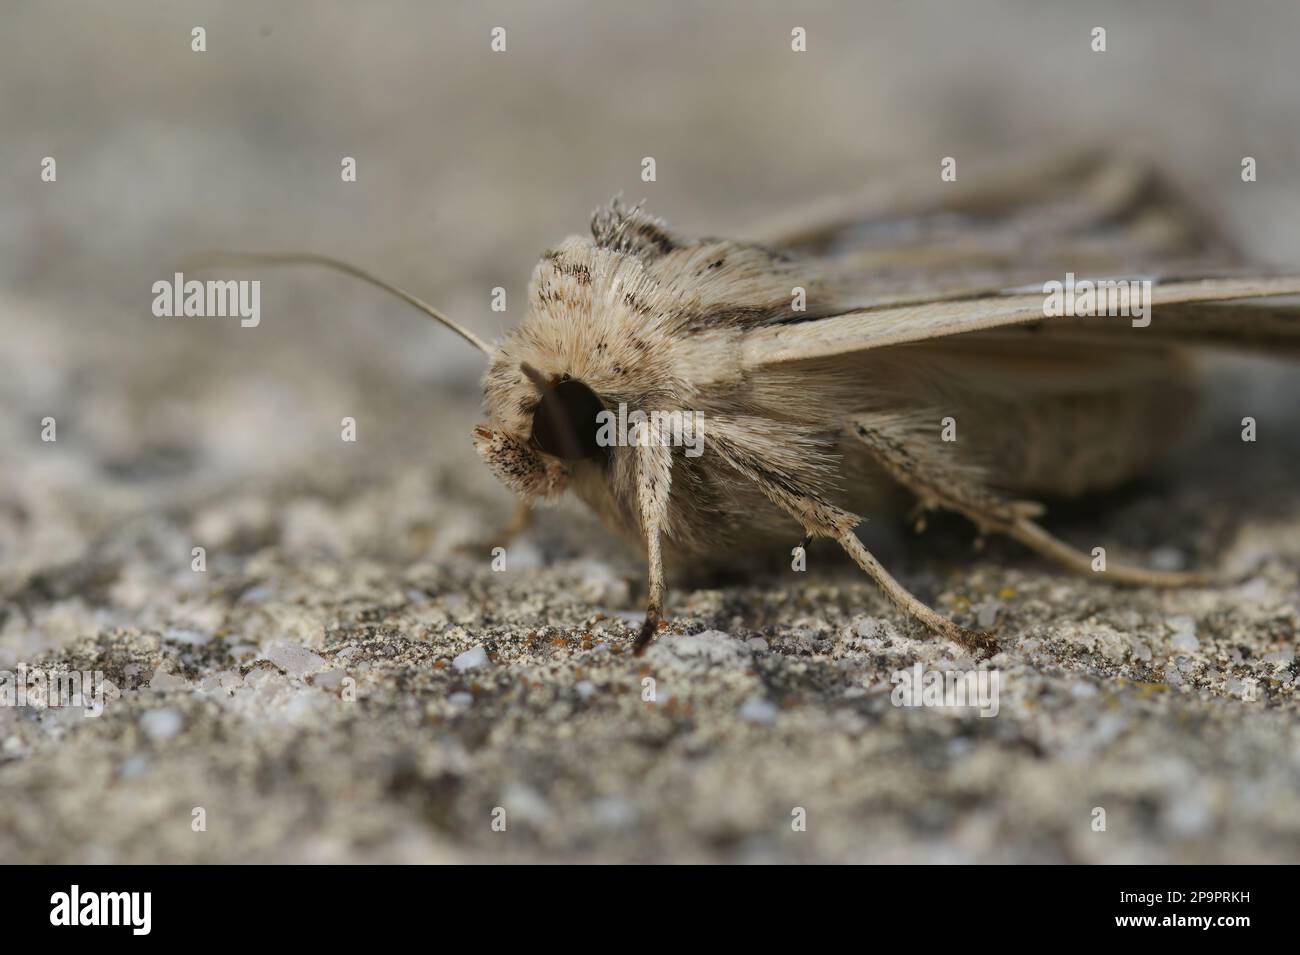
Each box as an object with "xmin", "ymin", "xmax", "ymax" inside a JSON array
[
  {"xmin": 952, "ymin": 626, "xmax": 999, "ymax": 659},
  {"xmin": 632, "ymin": 607, "xmax": 662, "ymax": 657},
  {"xmin": 205, "ymin": 155, "xmax": 1300, "ymax": 657}
]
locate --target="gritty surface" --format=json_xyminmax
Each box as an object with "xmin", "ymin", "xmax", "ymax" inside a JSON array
[
  {"xmin": 3, "ymin": 2, "xmax": 1300, "ymax": 863},
  {"xmin": 3, "ymin": 374, "xmax": 1299, "ymax": 864}
]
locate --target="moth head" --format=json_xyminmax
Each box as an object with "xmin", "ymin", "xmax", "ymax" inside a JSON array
[
  {"xmin": 473, "ymin": 208, "xmax": 712, "ymax": 499},
  {"xmin": 475, "ymin": 356, "xmax": 613, "ymax": 500},
  {"xmin": 518, "ymin": 365, "xmax": 608, "ymax": 462}
]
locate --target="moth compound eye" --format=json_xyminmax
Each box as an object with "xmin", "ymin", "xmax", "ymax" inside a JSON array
[{"xmin": 529, "ymin": 378, "xmax": 607, "ymax": 461}]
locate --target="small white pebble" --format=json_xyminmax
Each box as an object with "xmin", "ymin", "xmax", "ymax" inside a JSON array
[
  {"xmin": 500, "ymin": 783, "xmax": 552, "ymax": 823},
  {"xmin": 266, "ymin": 641, "xmax": 326, "ymax": 676},
  {"xmin": 313, "ymin": 670, "xmax": 344, "ymax": 690},
  {"xmin": 1115, "ymin": 609, "xmax": 1142, "ymax": 630},
  {"xmin": 575, "ymin": 680, "xmax": 596, "ymax": 700},
  {"xmin": 1166, "ymin": 793, "xmax": 1211, "ymax": 836},
  {"xmin": 165, "ymin": 627, "xmax": 210, "ymax": 646},
  {"xmin": 448, "ymin": 691, "xmax": 474, "ymax": 707},
  {"xmin": 148, "ymin": 669, "xmax": 189, "ymax": 691},
  {"xmin": 453, "ymin": 646, "xmax": 489, "ymax": 670},
  {"xmin": 738, "ymin": 696, "xmax": 778, "ymax": 724},
  {"xmin": 1166, "ymin": 615, "xmax": 1199, "ymax": 652},
  {"xmin": 1094, "ymin": 712, "xmax": 1127, "ymax": 742},
  {"xmin": 119, "ymin": 753, "xmax": 151, "ymax": 779},
  {"xmin": 947, "ymin": 737, "xmax": 974, "ymax": 758},
  {"xmin": 591, "ymin": 796, "xmax": 636, "ymax": 829},
  {"xmin": 747, "ymin": 637, "xmax": 769, "ymax": 652},
  {"xmin": 139, "ymin": 708, "xmax": 182, "ymax": 741},
  {"xmin": 855, "ymin": 617, "xmax": 884, "ymax": 639},
  {"xmin": 244, "ymin": 668, "xmax": 274, "ymax": 687},
  {"xmin": 655, "ymin": 631, "xmax": 748, "ymax": 666}
]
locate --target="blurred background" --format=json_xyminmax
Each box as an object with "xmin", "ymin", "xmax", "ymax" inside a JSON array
[
  {"xmin": 5, "ymin": 0, "xmax": 1300, "ymax": 583},
  {"xmin": 4, "ymin": 0, "xmax": 1300, "ymax": 524},
  {"xmin": 2, "ymin": 1, "xmax": 1300, "ymax": 862}
]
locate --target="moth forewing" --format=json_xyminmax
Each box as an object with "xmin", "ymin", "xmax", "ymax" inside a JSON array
[{"xmin": 737, "ymin": 276, "xmax": 1300, "ymax": 371}]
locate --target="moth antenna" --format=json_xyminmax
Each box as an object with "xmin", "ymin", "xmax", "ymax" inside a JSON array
[{"xmin": 182, "ymin": 251, "xmax": 493, "ymax": 357}]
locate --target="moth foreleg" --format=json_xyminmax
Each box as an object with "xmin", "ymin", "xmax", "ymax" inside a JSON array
[
  {"xmin": 846, "ymin": 414, "xmax": 1209, "ymax": 588},
  {"xmin": 632, "ymin": 432, "xmax": 673, "ymax": 656},
  {"xmin": 453, "ymin": 499, "xmax": 534, "ymax": 558},
  {"xmin": 500, "ymin": 501, "xmax": 534, "ymax": 541}
]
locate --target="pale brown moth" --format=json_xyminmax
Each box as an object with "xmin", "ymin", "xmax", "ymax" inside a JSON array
[{"xmin": 203, "ymin": 153, "xmax": 1300, "ymax": 657}]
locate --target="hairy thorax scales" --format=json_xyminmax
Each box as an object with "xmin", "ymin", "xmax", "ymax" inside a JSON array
[{"xmin": 479, "ymin": 208, "xmax": 864, "ymax": 559}]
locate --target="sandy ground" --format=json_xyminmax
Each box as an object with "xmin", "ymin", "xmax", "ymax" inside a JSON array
[{"xmin": 2, "ymin": 1, "xmax": 1300, "ymax": 863}]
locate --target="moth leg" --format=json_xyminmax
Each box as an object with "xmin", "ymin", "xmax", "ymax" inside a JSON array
[
  {"xmin": 709, "ymin": 434, "xmax": 995, "ymax": 655},
  {"xmin": 452, "ymin": 499, "xmax": 534, "ymax": 557},
  {"xmin": 632, "ymin": 431, "xmax": 674, "ymax": 656},
  {"xmin": 837, "ymin": 531, "xmax": 996, "ymax": 656},
  {"xmin": 499, "ymin": 501, "xmax": 534, "ymax": 543},
  {"xmin": 846, "ymin": 415, "xmax": 1209, "ymax": 588}
]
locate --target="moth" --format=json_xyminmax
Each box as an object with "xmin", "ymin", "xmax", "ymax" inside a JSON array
[{"xmin": 208, "ymin": 153, "xmax": 1300, "ymax": 656}]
